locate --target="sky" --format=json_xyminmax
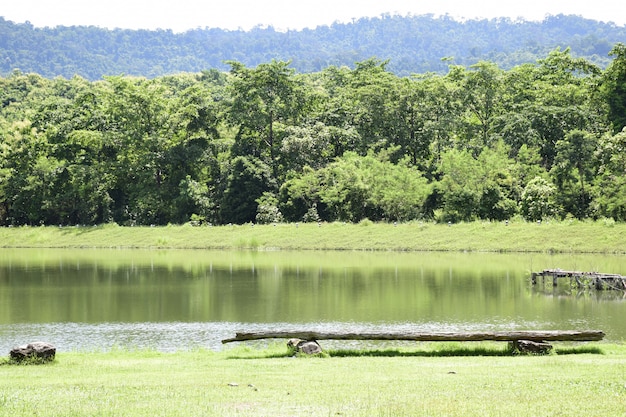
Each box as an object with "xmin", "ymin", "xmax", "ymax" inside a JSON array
[{"xmin": 1, "ymin": 0, "xmax": 623, "ymax": 32}]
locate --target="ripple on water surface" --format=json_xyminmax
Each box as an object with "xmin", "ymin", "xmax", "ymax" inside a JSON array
[{"xmin": 0, "ymin": 320, "xmax": 560, "ymax": 353}]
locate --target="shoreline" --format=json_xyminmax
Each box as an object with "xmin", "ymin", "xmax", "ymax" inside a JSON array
[{"xmin": 0, "ymin": 220, "xmax": 625, "ymax": 253}]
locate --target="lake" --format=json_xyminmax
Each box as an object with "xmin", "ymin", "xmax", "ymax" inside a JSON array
[{"xmin": 1, "ymin": 248, "xmax": 624, "ymax": 352}]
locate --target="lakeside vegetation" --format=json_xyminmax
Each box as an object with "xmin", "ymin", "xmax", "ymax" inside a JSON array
[
  {"xmin": 3, "ymin": 21, "xmax": 626, "ymax": 417},
  {"xmin": 2, "ymin": 45, "xmax": 626, "ymax": 229},
  {"xmin": 1, "ymin": 220, "xmax": 625, "ymax": 253},
  {"xmin": 1, "ymin": 344, "xmax": 625, "ymax": 416}
]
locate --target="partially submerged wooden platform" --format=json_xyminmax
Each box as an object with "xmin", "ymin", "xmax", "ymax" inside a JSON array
[
  {"xmin": 221, "ymin": 330, "xmax": 605, "ymax": 344},
  {"xmin": 532, "ymin": 269, "xmax": 626, "ymax": 290}
]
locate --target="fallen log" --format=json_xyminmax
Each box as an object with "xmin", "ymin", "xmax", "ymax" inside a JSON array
[{"xmin": 221, "ymin": 330, "xmax": 604, "ymax": 344}]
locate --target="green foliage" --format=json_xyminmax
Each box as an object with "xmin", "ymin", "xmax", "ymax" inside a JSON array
[
  {"xmin": 437, "ymin": 145, "xmax": 518, "ymax": 222},
  {"xmin": 2, "ymin": 15, "xmax": 625, "ymax": 79},
  {"xmin": 593, "ymin": 128, "xmax": 626, "ymax": 220},
  {"xmin": 550, "ymin": 129, "xmax": 599, "ymax": 218},
  {"xmin": 280, "ymin": 152, "xmax": 430, "ymax": 222},
  {"xmin": 521, "ymin": 177, "xmax": 559, "ymax": 221},
  {"xmin": 227, "ymin": 60, "xmax": 310, "ymax": 178},
  {"xmin": 602, "ymin": 43, "xmax": 626, "ymax": 132},
  {"xmin": 255, "ymin": 192, "xmax": 284, "ymax": 224},
  {"xmin": 460, "ymin": 61, "xmax": 504, "ymax": 150},
  {"xmin": 220, "ymin": 156, "xmax": 276, "ymax": 224},
  {"xmin": 0, "ymin": 47, "xmax": 624, "ymax": 225}
]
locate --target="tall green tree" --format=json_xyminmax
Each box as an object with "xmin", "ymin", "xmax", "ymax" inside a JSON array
[
  {"xmin": 550, "ymin": 129, "xmax": 598, "ymax": 218},
  {"xmin": 388, "ymin": 74, "xmax": 460, "ymax": 172},
  {"xmin": 220, "ymin": 156, "xmax": 276, "ymax": 224},
  {"xmin": 460, "ymin": 61, "xmax": 503, "ymax": 152},
  {"xmin": 345, "ymin": 59, "xmax": 400, "ymax": 154},
  {"xmin": 594, "ymin": 128, "xmax": 626, "ymax": 220},
  {"xmin": 602, "ymin": 43, "xmax": 626, "ymax": 133},
  {"xmin": 532, "ymin": 49, "xmax": 603, "ymax": 169},
  {"xmin": 226, "ymin": 60, "xmax": 308, "ymax": 178},
  {"xmin": 415, "ymin": 69, "xmax": 464, "ymax": 175}
]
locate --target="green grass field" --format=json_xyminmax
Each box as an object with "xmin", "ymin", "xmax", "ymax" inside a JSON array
[
  {"xmin": 1, "ymin": 344, "xmax": 625, "ymax": 416},
  {"xmin": 0, "ymin": 219, "xmax": 625, "ymax": 253}
]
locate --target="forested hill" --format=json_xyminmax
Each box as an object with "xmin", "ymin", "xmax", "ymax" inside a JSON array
[{"xmin": 1, "ymin": 13, "xmax": 625, "ymax": 80}]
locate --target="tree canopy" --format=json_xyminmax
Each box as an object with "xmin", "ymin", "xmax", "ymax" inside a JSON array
[
  {"xmin": 1, "ymin": 14, "xmax": 625, "ymax": 80},
  {"xmin": 1, "ymin": 47, "xmax": 625, "ymax": 226}
]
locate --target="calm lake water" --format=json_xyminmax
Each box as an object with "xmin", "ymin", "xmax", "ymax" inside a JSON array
[{"xmin": 1, "ymin": 248, "xmax": 625, "ymax": 352}]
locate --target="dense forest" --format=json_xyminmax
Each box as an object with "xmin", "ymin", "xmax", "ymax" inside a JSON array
[
  {"xmin": 1, "ymin": 43, "xmax": 626, "ymax": 226},
  {"xmin": 1, "ymin": 14, "xmax": 626, "ymax": 79}
]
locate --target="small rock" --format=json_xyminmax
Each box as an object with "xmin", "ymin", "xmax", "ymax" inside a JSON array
[
  {"xmin": 287, "ymin": 338, "xmax": 323, "ymax": 355},
  {"xmin": 10, "ymin": 342, "xmax": 56, "ymax": 362},
  {"xmin": 512, "ymin": 340, "xmax": 553, "ymax": 355}
]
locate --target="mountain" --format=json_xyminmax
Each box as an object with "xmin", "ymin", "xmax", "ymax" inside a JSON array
[{"xmin": 1, "ymin": 13, "xmax": 625, "ymax": 80}]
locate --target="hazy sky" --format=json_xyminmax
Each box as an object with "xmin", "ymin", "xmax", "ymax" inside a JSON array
[{"xmin": 2, "ymin": 0, "xmax": 623, "ymax": 32}]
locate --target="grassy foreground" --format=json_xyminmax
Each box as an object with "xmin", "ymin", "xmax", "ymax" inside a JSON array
[
  {"xmin": 1, "ymin": 344, "xmax": 625, "ymax": 416},
  {"xmin": 1, "ymin": 219, "xmax": 625, "ymax": 252}
]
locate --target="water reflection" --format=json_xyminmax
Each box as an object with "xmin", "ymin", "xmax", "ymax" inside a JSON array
[{"xmin": 0, "ymin": 249, "xmax": 624, "ymax": 352}]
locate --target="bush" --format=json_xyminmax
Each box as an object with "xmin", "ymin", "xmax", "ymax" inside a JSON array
[{"xmin": 255, "ymin": 192, "xmax": 284, "ymax": 224}]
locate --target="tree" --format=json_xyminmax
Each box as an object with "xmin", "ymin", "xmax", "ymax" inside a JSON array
[
  {"xmin": 594, "ymin": 128, "xmax": 626, "ymax": 220},
  {"xmin": 389, "ymin": 74, "xmax": 459, "ymax": 171},
  {"xmin": 437, "ymin": 144, "xmax": 518, "ymax": 222},
  {"xmin": 345, "ymin": 59, "xmax": 400, "ymax": 154},
  {"xmin": 278, "ymin": 166, "xmax": 323, "ymax": 222},
  {"xmin": 521, "ymin": 176, "xmax": 558, "ymax": 221},
  {"xmin": 602, "ymin": 43, "xmax": 626, "ymax": 133},
  {"xmin": 532, "ymin": 49, "xmax": 603, "ymax": 169},
  {"xmin": 492, "ymin": 49, "xmax": 603, "ymax": 170},
  {"xmin": 366, "ymin": 155, "xmax": 431, "ymax": 221},
  {"xmin": 550, "ymin": 129, "xmax": 598, "ymax": 218},
  {"xmin": 279, "ymin": 123, "xmax": 335, "ymax": 172},
  {"xmin": 553, "ymin": 130, "xmax": 597, "ymax": 195},
  {"xmin": 226, "ymin": 60, "xmax": 308, "ymax": 178},
  {"xmin": 460, "ymin": 61, "xmax": 503, "ymax": 152},
  {"xmin": 220, "ymin": 156, "xmax": 276, "ymax": 224},
  {"xmin": 0, "ymin": 48, "xmax": 621, "ymax": 226},
  {"xmin": 255, "ymin": 192, "xmax": 284, "ymax": 224},
  {"xmin": 0, "ymin": 120, "xmax": 53, "ymax": 224},
  {"xmin": 279, "ymin": 152, "xmax": 431, "ymax": 222},
  {"xmin": 313, "ymin": 65, "xmax": 363, "ymax": 158},
  {"xmin": 99, "ymin": 76, "xmax": 171, "ymax": 224}
]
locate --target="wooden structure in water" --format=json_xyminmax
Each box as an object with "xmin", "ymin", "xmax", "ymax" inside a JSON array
[{"xmin": 532, "ymin": 269, "xmax": 626, "ymax": 291}]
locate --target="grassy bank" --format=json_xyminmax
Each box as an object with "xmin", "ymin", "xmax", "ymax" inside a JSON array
[
  {"xmin": 1, "ymin": 219, "xmax": 625, "ymax": 253},
  {"xmin": 1, "ymin": 344, "xmax": 624, "ymax": 416}
]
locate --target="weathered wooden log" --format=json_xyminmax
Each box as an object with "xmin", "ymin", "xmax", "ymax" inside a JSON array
[{"xmin": 222, "ymin": 330, "xmax": 604, "ymax": 344}]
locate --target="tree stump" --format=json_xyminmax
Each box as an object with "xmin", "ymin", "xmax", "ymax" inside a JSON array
[
  {"xmin": 10, "ymin": 342, "xmax": 56, "ymax": 362},
  {"xmin": 511, "ymin": 340, "xmax": 552, "ymax": 355},
  {"xmin": 287, "ymin": 338, "xmax": 323, "ymax": 355}
]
